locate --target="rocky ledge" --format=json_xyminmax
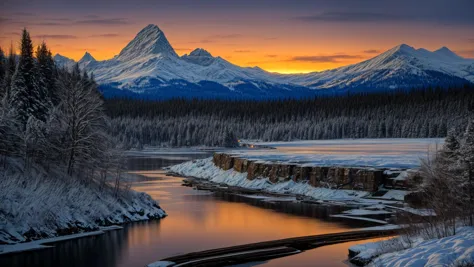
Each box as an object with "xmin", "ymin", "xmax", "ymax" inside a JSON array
[{"xmin": 213, "ymin": 153, "xmax": 422, "ymax": 192}]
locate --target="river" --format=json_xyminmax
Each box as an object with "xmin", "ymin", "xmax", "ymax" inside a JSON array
[{"xmin": 2, "ymin": 151, "xmax": 386, "ymax": 267}]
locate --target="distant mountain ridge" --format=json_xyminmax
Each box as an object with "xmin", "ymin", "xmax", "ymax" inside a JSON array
[{"xmin": 54, "ymin": 24, "xmax": 474, "ymax": 99}]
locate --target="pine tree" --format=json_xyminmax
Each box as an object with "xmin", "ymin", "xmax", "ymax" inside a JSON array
[
  {"xmin": 35, "ymin": 42, "xmax": 57, "ymax": 106},
  {"xmin": 10, "ymin": 29, "xmax": 47, "ymax": 124},
  {"xmin": 462, "ymin": 120, "xmax": 474, "ymax": 163},
  {"xmin": 460, "ymin": 120, "xmax": 474, "ymax": 226},
  {"xmin": 444, "ymin": 128, "xmax": 460, "ymax": 154},
  {"xmin": 223, "ymin": 129, "xmax": 238, "ymax": 147}
]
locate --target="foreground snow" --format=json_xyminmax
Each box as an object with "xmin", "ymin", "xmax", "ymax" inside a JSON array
[
  {"xmin": 169, "ymin": 158, "xmax": 370, "ymax": 201},
  {"xmin": 350, "ymin": 227, "xmax": 474, "ymax": 266},
  {"xmin": 0, "ymin": 173, "xmax": 166, "ymax": 244}
]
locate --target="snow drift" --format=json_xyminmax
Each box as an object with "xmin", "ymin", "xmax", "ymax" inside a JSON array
[{"xmin": 350, "ymin": 227, "xmax": 474, "ymax": 266}]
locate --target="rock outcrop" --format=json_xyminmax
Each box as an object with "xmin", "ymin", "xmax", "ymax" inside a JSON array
[{"xmin": 212, "ymin": 153, "xmax": 408, "ymax": 192}]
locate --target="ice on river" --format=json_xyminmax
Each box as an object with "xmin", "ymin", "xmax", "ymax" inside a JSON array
[{"xmin": 232, "ymin": 138, "xmax": 443, "ymax": 169}]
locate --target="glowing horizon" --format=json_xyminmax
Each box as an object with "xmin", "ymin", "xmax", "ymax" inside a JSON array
[{"xmin": 1, "ymin": 0, "xmax": 473, "ymax": 74}]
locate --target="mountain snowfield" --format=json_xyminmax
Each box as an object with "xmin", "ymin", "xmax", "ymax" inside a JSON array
[{"xmin": 54, "ymin": 24, "xmax": 474, "ymax": 99}]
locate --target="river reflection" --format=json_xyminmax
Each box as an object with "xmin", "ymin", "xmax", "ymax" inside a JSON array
[{"xmin": 1, "ymin": 153, "xmax": 379, "ymax": 267}]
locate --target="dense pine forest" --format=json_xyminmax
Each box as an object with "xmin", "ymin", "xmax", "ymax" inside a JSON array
[{"xmin": 106, "ymin": 87, "xmax": 474, "ymax": 147}]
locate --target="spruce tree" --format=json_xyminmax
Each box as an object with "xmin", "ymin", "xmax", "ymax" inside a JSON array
[
  {"xmin": 10, "ymin": 29, "xmax": 47, "ymax": 124},
  {"xmin": 36, "ymin": 42, "xmax": 57, "ymax": 106},
  {"xmin": 462, "ymin": 120, "xmax": 474, "ymax": 163},
  {"xmin": 461, "ymin": 120, "xmax": 474, "ymax": 226},
  {"xmin": 444, "ymin": 128, "xmax": 460, "ymax": 153}
]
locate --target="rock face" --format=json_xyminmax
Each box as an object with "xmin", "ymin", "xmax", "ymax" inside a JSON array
[
  {"xmin": 268, "ymin": 164, "xmax": 295, "ymax": 183},
  {"xmin": 233, "ymin": 158, "xmax": 249, "ymax": 172},
  {"xmin": 212, "ymin": 153, "xmax": 408, "ymax": 192},
  {"xmin": 213, "ymin": 153, "xmax": 234, "ymax": 170},
  {"xmin": 293, "ymin": 166, "xmax": 311, "ymax": 182}
]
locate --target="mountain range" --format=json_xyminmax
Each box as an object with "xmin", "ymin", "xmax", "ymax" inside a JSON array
[{"xmin": 54, "ymin": 24, "xmax": 474, "ymax": 99}]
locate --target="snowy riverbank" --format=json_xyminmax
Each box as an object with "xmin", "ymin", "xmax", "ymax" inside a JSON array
[
  {"xmin": 0, "ymin": 173, "xmax": 166, "ymax": 246},
  {"xmin": 168, "ymin": 157, "xmax": 410, "ymax": 203},
  {"xmin": 349, "ymin": 227, "xmax": 474, "ymax": 266}
]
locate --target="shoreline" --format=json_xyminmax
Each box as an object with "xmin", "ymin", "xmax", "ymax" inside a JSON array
[
  {"xmin": 0, "ymin": 218, "xmax": 165, "ymax": 256},
  {"xmin": 168, "ymin": 170, "xmax": 406, "ymax": 228},
  {"xmin": 0, "ymin": 226, "xmax": 124, "ymax": 256},
  {"xmin": 166, "ymin": 158, "xmax": 420, "ymax": 224},
  {"xmin": 0, "ymin": 174, "xmax": 167, "ymax": 246}
]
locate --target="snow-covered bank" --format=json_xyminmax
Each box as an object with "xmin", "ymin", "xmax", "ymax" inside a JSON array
[
  {"xmin": 349, "ymin": 227, "xmax": 474, "ymax": 266},
  {"xmin": 169, "ymin": 158, "xmax": 371, "ymax": 201},
  {"xmin": 0, "ymin": 173, "xmax": 166, "ymax": 244}
]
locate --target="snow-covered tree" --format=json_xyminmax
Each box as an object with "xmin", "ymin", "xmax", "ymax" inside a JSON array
[
  {"xmin": 0, "ymin": 98, "xmax": 20, "ymax": 158},
  {"xmin": 56, "ymin": 65, "xmax": 109, "ymax": 176},
  {"xmin": 223, "ymin": 129, "xmax": 238, "ymax": 147},
  {"xmin": 36, "ymin": 42, "xmax": 57, "ymax": 106},
  {"xmin": 10, "ymin": 29, "xmax": 47, "ymax": 124},
  {"xmin": 460, "ymin": 120, "xmax": 474, "ymax": 226}
]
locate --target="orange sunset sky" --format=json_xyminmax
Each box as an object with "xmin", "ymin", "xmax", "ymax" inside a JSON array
[{"xmin": 1, "ymin": 0, "xmax": 473, "ymax": 74}]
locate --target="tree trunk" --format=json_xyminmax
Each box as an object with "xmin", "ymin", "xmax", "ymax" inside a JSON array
[{"xmin": 67, "ymin": 147, "xmax": 74, "ymax": 176}]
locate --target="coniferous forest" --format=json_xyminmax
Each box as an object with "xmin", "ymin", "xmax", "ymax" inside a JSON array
[{"xmin": 105, "ymin": 87, "xmax": 474, "ymax": 148}]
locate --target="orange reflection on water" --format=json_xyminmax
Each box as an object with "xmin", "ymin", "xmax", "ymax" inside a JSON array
[
  {"xmin": 112, "ymin": 171, "xmax": 381, "ymax": 267},
  {"xmin": 130, "ymin": 172, "xmax": 349, "ymax": 245}
]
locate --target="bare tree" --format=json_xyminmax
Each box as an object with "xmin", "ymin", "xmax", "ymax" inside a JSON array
[{"xmin": 55, "ymin": 66, "xmax": 108, "ymax": 178}]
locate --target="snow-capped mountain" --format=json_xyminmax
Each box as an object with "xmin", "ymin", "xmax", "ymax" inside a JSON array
[
  {"xmin": 284, "ymin": 44, "xmax": 474, "ymax": 92},
  {"xmin": 54, "ymin": 53, "xmax": 75, "ymax": 69},
  {"xmin": 182, "ymin": 48, "xmax": 216, "ymax": 66},
  {"xmin": 54, "ymin": 24, "xmax": 474, "ymax": 99},
  {"xmin": 78, "ymin": 52, "xmax": 96, "ymax": 68}
]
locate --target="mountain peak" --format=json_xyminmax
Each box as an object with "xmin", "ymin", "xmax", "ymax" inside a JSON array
[
  {"xmin": 434, "ymin": 46, "xmax": 461, "ymax": 59},
  {"xmin": 182, "ymin": 48, "xmax": 216, "ymax": 66},
  {"xmin": 116, "ymin": 24, "xmax": 178, "ymax": 61},
  {"xmin": 54, "ymin": 53, "xmax": 72, "ymax": 60},
  {"xmin": 376, "ymin": 44, "xmax": 418, "ymax": 60},
  {"xmin": 79, "ymin": 51, "xmax": 96, "ymax": 63},
  {"xmin": 393, "ymin": 44, "xmax": 415, "ymax": 53},
  {"xmin": 53, "ymin": 53, "xmax": 75, "ymax": 68},
  {"xmin": 188, "ymin": 48, "xmax": 213, "ymax": 58}
]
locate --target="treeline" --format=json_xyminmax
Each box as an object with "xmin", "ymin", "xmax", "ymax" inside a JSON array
[
  {"xmin": 0, "ymin": 29, "xmax": 120, "ymax": 185},
  {"xmin": 105, "ymin": 86, "xmax": 474, "ymax": 147}
]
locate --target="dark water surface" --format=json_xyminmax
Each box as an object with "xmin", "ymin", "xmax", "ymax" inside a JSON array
[{"xmin": 1, "ymin": 152, "xmax": 382, "ymax": 267}]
